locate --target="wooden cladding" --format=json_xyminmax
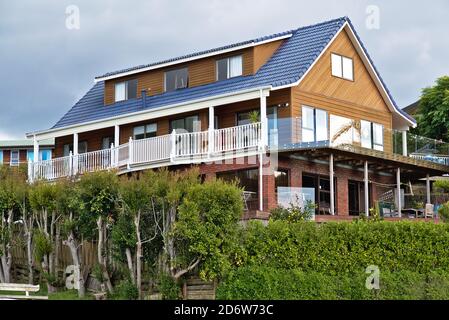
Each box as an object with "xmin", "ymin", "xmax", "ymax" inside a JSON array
[{"xmin": 103, "ymin": 39, "xmax": 286, "ymax": 106}]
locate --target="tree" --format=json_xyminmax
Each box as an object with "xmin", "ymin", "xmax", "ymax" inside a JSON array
[
  {"xmin": 77, "ymin": 171, "xmax": 119, "ymax": 294},
  {"xmin": 0, "ymin": 169, "xmax": 25, "ymax": 283},
  {"xmin": 413, "ymin": 76, "xmax": 449, "ymax": 140},
  {"xmin": 29, "ymin": 181, "xmax": 59, "ymax": 292},
  {"xmin": 175, "ymin": 178, "xmax": 243, "ymax": 280},
  {"xmin": 116, "ymin": 175, "xmax": 155, "ymax": 299}
]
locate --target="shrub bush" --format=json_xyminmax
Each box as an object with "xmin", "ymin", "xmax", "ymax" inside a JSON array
[
  {"xmin": 158, "ymin": 274, "xmax": 181, "ymax": 300},
  {"xmin": 234, "ymin": 220, "xmax": 449, "ymax": 274},
  {"xmin": 216, "ymin": 266, "xmax": 449, "ymax": 300},
  {"xmin": 109, "ymin": 278, "xmax": 139, "ymax": 300},
  {"xmin": 434, "ymin": 180, "xmax": 449, "ymax": 193}
]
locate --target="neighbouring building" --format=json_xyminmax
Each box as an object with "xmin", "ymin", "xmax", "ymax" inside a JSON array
[
  {"xmin": 26, "ymin": 17, "xmax": 449, "ymax": 221},
  {"xmin": 0, "ymin": 139, "xmax": 54, "ymax": 168}
]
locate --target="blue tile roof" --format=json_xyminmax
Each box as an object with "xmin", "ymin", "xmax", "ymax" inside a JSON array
[{"xmin": 51, "ymin": 16, "xmax": 415, "ymax": 130}]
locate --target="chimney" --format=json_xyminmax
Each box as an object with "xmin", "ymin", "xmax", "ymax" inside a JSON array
[{"xmin": 141, "ymin": 89, "xmax": 147, "ymax": 109}]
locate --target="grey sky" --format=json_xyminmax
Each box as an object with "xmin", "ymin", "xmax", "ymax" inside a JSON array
[{"xmin": 0, "ymin": 0, "xmax": 448, "ymax": 139}]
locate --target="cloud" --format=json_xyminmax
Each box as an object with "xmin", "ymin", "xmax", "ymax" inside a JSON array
[{"xmin": 0, "ymin": 0, "xmax": 448, "ymax": 138}]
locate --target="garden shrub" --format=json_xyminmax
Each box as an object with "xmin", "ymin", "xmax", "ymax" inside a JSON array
[
  {"xmin": 158, "ymin": 273, "xmax": 181, "ymax": 300},
  {"xmin": 110, "ymin": 278, "xmax": 139, "ymax": 300},
  {"xmin": 216, "ymin": 266, "xmax": 449, "ymax": 300}
]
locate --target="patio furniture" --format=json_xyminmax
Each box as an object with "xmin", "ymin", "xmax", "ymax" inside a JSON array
[
  {"xmin": 425, "ymin": 204, "xmax": 434, "ymax": 219},
  {"xmin": 242, "ymin": 191, "xmax": 256, "ymax": 211}
]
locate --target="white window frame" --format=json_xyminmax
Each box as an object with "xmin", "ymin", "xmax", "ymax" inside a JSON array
[
  {"xmin": 114, "ymin": 79, "xmax": 137, "ymax": 102},
  {"xmin": 360, "ymin": 120, "xmax": 384, "ymax": 151},
  {"xmin": 301, "ymin": 106, "xmax": 328, "ymax": 143},
  {"xmin": 216, "ymin": 55, "xmax": 243, "ymax": 81},
  {"xmin": 10, "ymin": 150, "xmax": 20, "ymax": 166},
  {"xmin": 372, "ymin": 123, "xmax": 384, "ymax": 151},
  {"xmin": 331, "ymin": 53, "xmax": 354, "ymax": 81}
]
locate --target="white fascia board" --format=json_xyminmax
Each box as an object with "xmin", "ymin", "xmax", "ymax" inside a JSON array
[
  {"xmin": 271, "ymin": 21, "xmax": 415, "ymax": 129},
  {"xmin": 94, "ymin": 35, "xmax": 292, "ymax": 83},
  {"xmin": 27, "ymin": 87, "xmax": 271, "ymax": 140},
  {"xmin": 271, "ymin": 22, "xmax": 348, "ymax": 91}
]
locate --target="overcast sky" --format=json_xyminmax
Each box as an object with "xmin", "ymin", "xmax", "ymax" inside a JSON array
[{"xmin": 0, "ymin": 0, "xmax": 448, "ymax": 139}]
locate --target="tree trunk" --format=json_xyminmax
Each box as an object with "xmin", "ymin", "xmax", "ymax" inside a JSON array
[
  {"xmin": 26, "ymin": 231, "xmax": 34, "ymax": 285},
  {"xmin": 42, "ymin": 255, "xmax": 55, "ymax": 293},
  {"xmin": 125, "ymin": 248, "xmax": 135, "ymax": 284},
  {"xmin": 134, "ymin": 211, "xmax": 142, "ymax": 299},
  {"xmin": 65, "ymin": 231, "xmax": 85, "ymax": 298},
  {"xmin": 97, "ymin": 216, "xmax": 113, "ymax": 294}
]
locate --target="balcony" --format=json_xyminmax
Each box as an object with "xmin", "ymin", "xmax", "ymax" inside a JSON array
[{"xmin": 28, "ymin": 117, "xmax": 449, "ymax": 182}]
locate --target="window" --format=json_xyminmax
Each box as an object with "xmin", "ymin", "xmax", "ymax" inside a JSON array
[
  {"xmin": 170, "ymin": 115, "xmax": 200, "ymax": 133},
  {"xmin": 274, "ymin": 169, "xmax": 289, "ymax": 194},
  {"xmin": 331, "ymin": 53, "xmax": 353, "ymax": 81},
  {"xmin": 165, "ymin": 68, "xmax": 188, "ymax": 92},
  {"xmin": 216, "ymin": 55, "xmax": 243, "ymax": 81},
  {"xmin": 217, "ymin": 168, "xmax": 259, "ymax": 210},
  {"xmin": 236, "ymin": 107, "xmax": 277, "ymax": 126},
  {"xmin": 360, "ymin": 120, "xmax": 384, "ymax": 151},
  {"xmin": 302, "ymin": 106, "xmax": 328, "ymax": 143},
  {"xmin": 63, "ymin": 142, "xmax": 88, "ymax": 157},
  {"xmin": 27, "ymin": 150, "xmax": 52, "ymax": 162},
  {"xmin": 0, "ymin": 151, "xmax": 3, "ymax": 164},
  {"xmin": 102, "ymin": 137, "xmax": 113, "ymax": 149},
  {"xmin": 115, "ymin": 79, "xmax": 138, "ymax": 102},
  {"xmin": 302, "ymin": 173, "xmax": 337, "ymax": 215},
  {"xmin": 10, "ymin": 150, "xmax": 19, "ymax": 166},
  {"xmin": 133, "ymin": 123, "xmax": 157, "ymax": 140}
]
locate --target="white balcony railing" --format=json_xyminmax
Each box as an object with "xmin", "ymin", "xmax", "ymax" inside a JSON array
[{"xmin": 28, "ymin": 122, "xmax": 263, "ymax": 182}]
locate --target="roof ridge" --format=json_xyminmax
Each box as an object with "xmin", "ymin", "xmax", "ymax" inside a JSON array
[{"xmin": 95, "ymin": 16, "xmax": 349, "ymax": 80}]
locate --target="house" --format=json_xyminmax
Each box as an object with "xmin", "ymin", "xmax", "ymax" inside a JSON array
[
  {"xmin": 26, "ymin": 17, "xmax": 449, "ymax": 221},
  {"xmin": 403, "ymin": 100, "xmax": 420, "ymax": 117},
  {"xmin": 0, "ymin": 139, "xmax": 54, "ymax": 168}
]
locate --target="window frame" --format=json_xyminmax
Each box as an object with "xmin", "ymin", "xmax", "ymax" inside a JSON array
[
  {"xmin": 164, "ymin": 67, "xmax": 189, "ymax": 92},
  {"xmin": 169, "ymin": 114, "xmax": 200, "ymax": 133},
  {"xmin": 216, "ymin": 55, "xmax": 243, "ymax": 81},
  {"xmin": 10, "ymin": 149, "xmax": 20, "ymax": 166},
  {"xmin": 331, "ymin": 53, "xmax": 354, "ymax": 81},
  {"xmin": 133, "ymin": 123, "xmax": 158, "ymax": 140},
  {"xmin": 114, "ymin": 79, "xmax": 138, "ymax": 102},
  {"xmin": 301, "ymin": 106, "xmax": 329, "ymax": 143}
]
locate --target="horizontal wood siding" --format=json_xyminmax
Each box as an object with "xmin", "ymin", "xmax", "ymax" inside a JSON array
[
  {"xmin": 104, "ymin": 48, "xmax": 254, "ymax": 105},
  {"xmin": 253, "ymin": 39, "xmax": 285, "ymax": 73}
]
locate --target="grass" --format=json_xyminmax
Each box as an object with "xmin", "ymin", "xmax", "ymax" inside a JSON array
[{"xmin": 0, "ymin": 288, "xmax": 94, "ymax": 300}]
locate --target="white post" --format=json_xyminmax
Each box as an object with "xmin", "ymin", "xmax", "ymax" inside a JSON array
[
  {"xmin": 170, "ymin": 130, "xmax": 176, "ymax": 162},
  {"xmin": 110, "ymin": 143, "xmax": 115, "ymax": 168},
  {"xmin": 128, "ymin": 137, "xmax": 133, "ymax": 168},
  {"xmin": 426, "ymin": 174, "xmax": 431, "ymax": 204},
  {"xmin": 402, "ymin": 130, "xmax": 408, "ymax": 156},
  {"xmin": 397, "ymin": 168, "xmax": 402, "ymax": 218},
  {"xmin": 208, "ymin": 106, "xmax": 215, "ymax": 156},
  {"xmin": 259, "ymin": 152, "xmax": 263, "ymax": 212},
  {"xmin": 33, "ymin": 135, "xmax": 39, "ymax": 163},
  {"xmin": 114, "ymin": 124, "xmax": 120, "ymax": 147},
  {"xmin": 364, "ymin": 161, "xmax": 369, "ymax": 217},
  {"xmin": 260, "ymin": 90, "xmax": 268, "ymax": 149},
  {"xmin": 69, "ymin": 151, "xmax": 73, "ymax": 176},
  {"xmin": 73, "ymin": 133, "xmax": 78, "ymax": 175},
  {"xmin": 330, "ymin": 153, "xmax": 335, "ymax": 215}
]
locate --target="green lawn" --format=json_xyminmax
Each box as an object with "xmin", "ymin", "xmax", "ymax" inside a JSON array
[{"xmin": 0, "ymin": 289, "xmax": 94, "ymax": 300}]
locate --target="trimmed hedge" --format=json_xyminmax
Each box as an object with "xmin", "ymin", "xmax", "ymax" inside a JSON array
[
  {"xmin": 236, "ymin": 220, "xmax": 449, "ymax": 274},
  {"xmin": 216, "ymin": 266, "xmax": 449, "ymax": 300}
]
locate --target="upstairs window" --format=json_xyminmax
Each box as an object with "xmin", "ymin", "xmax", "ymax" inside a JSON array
[
  {"xmin": 216, "ymin": 55, "xmax": 243, "ymax": 81},
  {"xmin": 331, "ymin": 53, "xmax": 354, "ymax": 81},
  {"xmin": 302, "ymin": 106, "xmax": 328, "ymax": 143},
  {"xmin": 115, "ymin": 79, "xmax": 138, "ymax": 102},
  {"xmin": 165, "ymin": 68, "xmax": 188, "ymax": 92},
  {"xmin": 361, "ymin": 120, "xmax": 384, "ymax": 151},
  {"xmin": 63, "ymin": 142, "xmax": 88, "ymax": 157},
  {"xmin": 133, "ymin": 123, "xmax": 157, "ymax": 140}
]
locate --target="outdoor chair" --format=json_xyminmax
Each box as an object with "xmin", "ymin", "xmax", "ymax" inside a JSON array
[{"xmin": 425, "ymin": 204, "xmax": 434, "ymax": 219}]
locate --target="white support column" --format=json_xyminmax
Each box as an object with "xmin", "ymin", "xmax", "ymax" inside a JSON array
[
  {"xmin": 426, "ymin": 174, "xmax": 431, "ymax": 204},
  {"xmin": 402, "ymin": 130, "xmax": 408, "ymax": 156},
  {"xmin": 128, "ymin": 137, "xmax": 134, "ymax": 168},
  {"xmin": 33, "ymin": 135, "xmax": 39, "ymax": 163},
  {"xmin": 329, "ymin": 153, "xmax": 335, "ymax": 215},
  {"xmin": 208, "ymin": 106, "xmax": 215, "ymax": 156},
  {"xmin": 114, "ymin": 124, "xmax": 120, "ymax": 147},
  {"xmin": 259, "ymin": 152, "xmax": 263, "ymax": 212},
  {"xmin": 260, "ymin": 90, "xmax": 268, "ymax": 149},
  {"xmin": 73, "ymin": 133, "xmax": 79, "ymax": 175},
  {"xmin": 364, "ymin": 161, "xmax": 369, "ymax": 217},
  {"xmin": 397, "ymin": 168, "xmax": 402, "ymax": 218}
]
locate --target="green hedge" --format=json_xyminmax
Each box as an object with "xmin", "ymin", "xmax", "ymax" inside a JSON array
[
  {"xmin": 216, "ymin": 266, "xmax": 449, "ymax": 300},
  {"xmin": 236, "ymin": 220, "xmax": 449, "ymax": 274}
]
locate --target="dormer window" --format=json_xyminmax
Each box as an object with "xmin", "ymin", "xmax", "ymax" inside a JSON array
[
  {"xmin": 217, "ymin": 55, "xmax": 243, "ymax": 81},
  {"xmin": 115, "ymin": 79, "xmax": 137, "ymax": 102},
  {"xmin": 331, "ymin": 53, "xmax": 353, "ymax": 81},
  {"xmin": 165, "ymin": 68, "xmax": 188, "ymax": 92}
]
